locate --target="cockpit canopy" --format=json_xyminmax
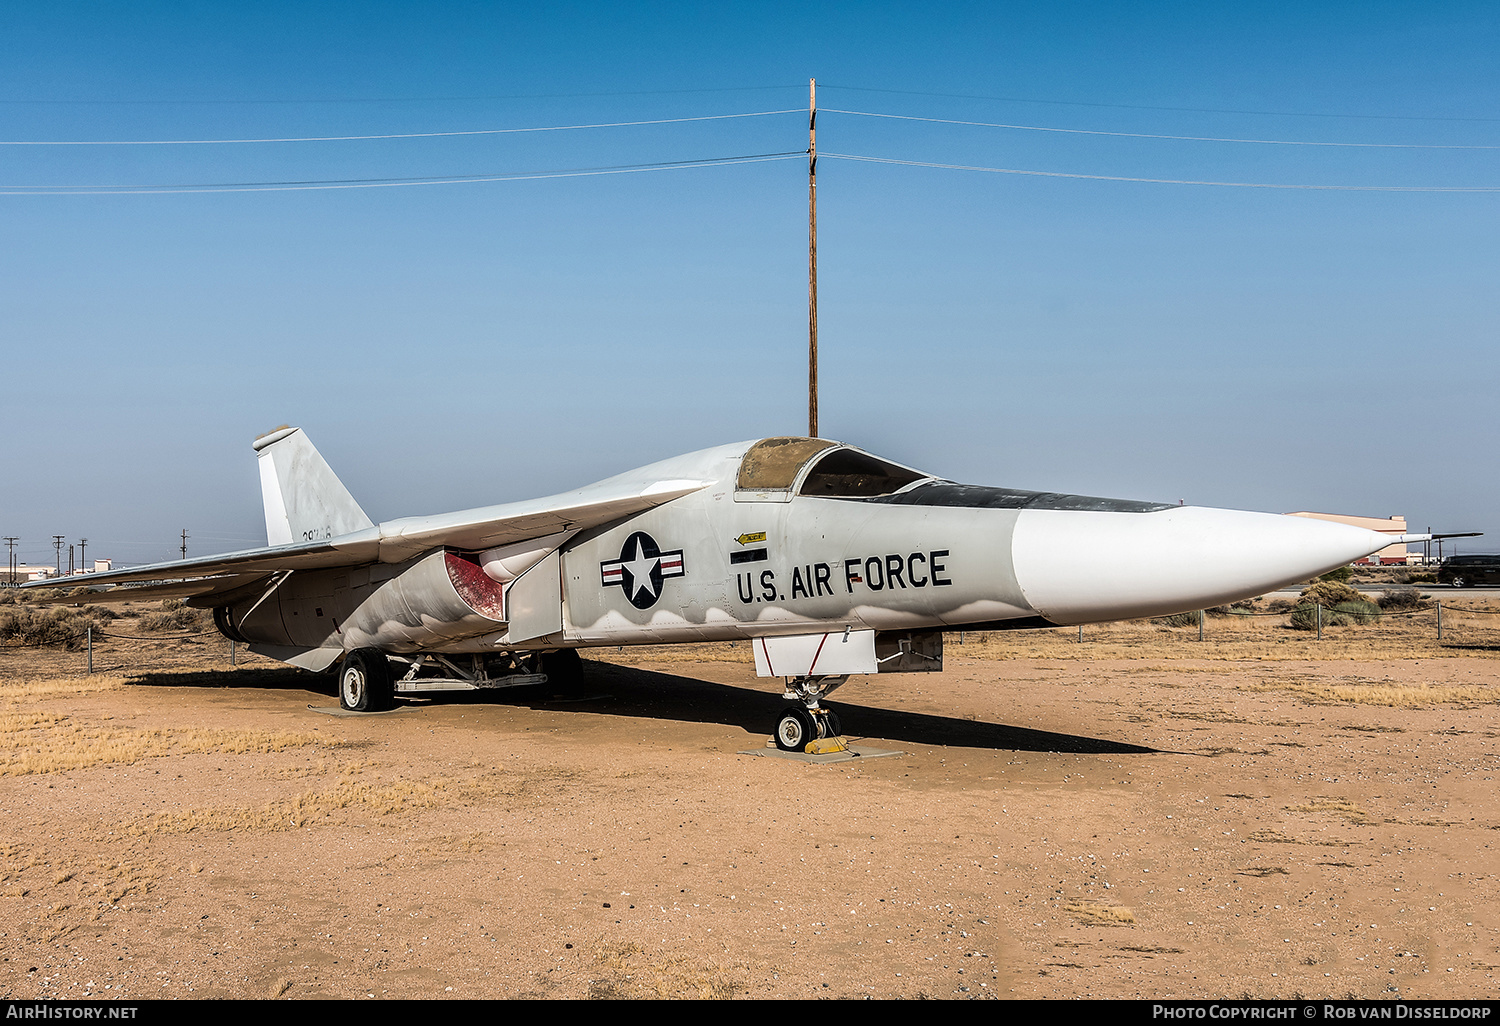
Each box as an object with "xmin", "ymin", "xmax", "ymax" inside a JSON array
[
  {"xmin": 734, "ymin": 437, "xmax": 1172, "ymax": 512},
  {"xmin": 736, "ymin": 437, "xmax": 929, "ymax": 499}
]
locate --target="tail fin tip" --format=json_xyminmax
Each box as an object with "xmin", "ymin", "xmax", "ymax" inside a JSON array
[{"xmin": 254, "ymin": 427, "xmax": 374, "ymax": 546}]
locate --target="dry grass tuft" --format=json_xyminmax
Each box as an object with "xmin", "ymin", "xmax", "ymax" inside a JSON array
[
  {"xmin": 268, "ymin": 977, "xmax": 292, "ymax": 999},
  {"xmin": 269, "ymin": 760, "xmax": 332, "ymax": 780},
  {"xmin": 418, "ymin": 832, "xmax": 490, "ymax": 855},
  {"xmin": 122, "ymin": 773, "xmax": 507, "ymax": 836},
  {"xmin": 0, "ymin": 716, "xmax": 335, "ymax": 777},
  {"xmin": 94, "ymin": 860, "xmax": 157, "ymax": 904},
  {"xmin": 590, "ymin": 939, "xmax": 747, "ymax": 999},
  {"xmin": 1383, "ymin": 816, "xmax": 1458, "ymax": 828},
  {"xmin": 1243, "ymin": 680, "xmax": 1498, "ymax": 707},
  {"xmin": 0, "ymin": 675, "xmax": 126, "ymax": 699},
  {"xmin": 1247, "ymin": 828, "xmax": 1355, "ymax": 847},
  {"xmin": 1062, "ymin": 900, "xmax": 1136, "ymax": 925},
  {"xmin": 1287, "ymin": 798, "xmax": 1370, "ymax": 823},
  {"xmin": 1247, "ymin": 829, "xmax": 1299, "ymax": 844},
  {"xmin": 0, "ymin": 711, "xmax": 68, "ymax": 732}
]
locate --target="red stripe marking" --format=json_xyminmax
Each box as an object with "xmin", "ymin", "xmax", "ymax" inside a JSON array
[{"xmin": 809, "ymin": 632, "xmax": 829, "ymax": 674}]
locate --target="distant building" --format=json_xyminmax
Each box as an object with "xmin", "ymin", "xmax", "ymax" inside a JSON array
[
  {"xmin": 1287, "ymin": 512, "xmax": 1417, "ymax": 565},
  {"xmin": 9, "ymin": 564, "xmax": 57, "ymax": 582},
  {"xmin": 3, "ymin": 559, "xmax": 112, "ymax": 583}
]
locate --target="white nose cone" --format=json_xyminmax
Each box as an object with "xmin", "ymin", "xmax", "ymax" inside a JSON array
[{"xmin": 1012, "ymin": 506, "xmax": 1393, "ymax": 625}]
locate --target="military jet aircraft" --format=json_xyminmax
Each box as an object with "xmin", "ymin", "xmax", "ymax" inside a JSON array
[{"xmin": 36, "ymin": 428, "xmax": 1412, "ymax": 751}]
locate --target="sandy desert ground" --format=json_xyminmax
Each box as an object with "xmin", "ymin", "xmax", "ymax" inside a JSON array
[{"xmin": 0, "ymin": 601, "xmax": 1497, "ymax": 1000}]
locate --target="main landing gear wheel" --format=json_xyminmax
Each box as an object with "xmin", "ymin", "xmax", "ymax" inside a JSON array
[
  {"xmin": 775, "ymin": 706, "xmax": 817, "ymax": 752},
  {"xmin": 339, "ymin": 648, "xmax": 394, "ymax": 712},
  {"xmin": 822, "ymin": 710, "xmax": 842, "ymax": 740},
  {"xmin": 539, "ymin": 648, "xmax": 585, "ymax": 694}
]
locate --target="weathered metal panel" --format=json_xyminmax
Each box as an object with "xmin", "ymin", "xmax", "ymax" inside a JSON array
[
  {"xmin": 505, "ymin": 549, "xmax": 563, "ymax": 644},
  {"xmin": 751, "ymin": 629, "xmax": 877, "ymax": 677}
]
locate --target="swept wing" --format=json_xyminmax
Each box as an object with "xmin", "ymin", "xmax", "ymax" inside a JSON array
[{"xmin": 28, "ymin": 428, "xmax": 706, "ymax": 601}]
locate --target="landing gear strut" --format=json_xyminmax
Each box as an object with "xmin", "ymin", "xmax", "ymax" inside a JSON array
[{"xmin": 773, "ymin": 675, "xmax": 846, "ymax": 752}]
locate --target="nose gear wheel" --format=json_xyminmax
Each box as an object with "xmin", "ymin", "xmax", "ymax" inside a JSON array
[{"xmin": 773, "ymin": 703, "xmax": 844, "ymax": 753}]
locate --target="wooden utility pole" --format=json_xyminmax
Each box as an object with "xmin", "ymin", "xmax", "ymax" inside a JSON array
[{"xmin": 807, "ymin": 77, "xmax": 818, "ymax": 439}]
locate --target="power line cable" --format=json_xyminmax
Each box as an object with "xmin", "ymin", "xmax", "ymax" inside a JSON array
[
  {"xmin": 0, "ymin": 109, "xmax": 801, "ymax": 146},
  {"xmin": 824, "ymin": 108, "xmax": 1500, "ymax": 150},
  {"xmin": 0, "ymin": 151, "xmax": 806, "ymax": 196},
  {"xmin": 0, "ymin": 84, "xmax": 803, "ymax": 106},
  {"xmin": 821, "ymin": 84, "xmax": 1500, "ymax": 125},
  {"xmin": 824, "ymin": 152, "xmax": 1500, "ymax": 192},
  {"xmin": 5, "ymin": 80, "xmax": 1488, "ymax": 123}
]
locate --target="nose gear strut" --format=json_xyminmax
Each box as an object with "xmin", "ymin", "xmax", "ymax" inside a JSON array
[{"xmin": 773, "ymin": 674, "xmax": 847, "ymax": 752}]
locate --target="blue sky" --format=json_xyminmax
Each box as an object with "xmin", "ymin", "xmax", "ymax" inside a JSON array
[{"xmin": 3, "ymin": 2, "xmax": 1497, "ymax": 566}]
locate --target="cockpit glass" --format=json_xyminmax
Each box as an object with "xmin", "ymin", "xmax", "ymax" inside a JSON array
[{"xmin": 797, "ymin": 447, "xmax": 927, "ymax": 497}]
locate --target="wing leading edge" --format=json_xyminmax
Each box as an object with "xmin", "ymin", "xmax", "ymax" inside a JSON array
[{"xmin": 25, "ymin": 427, "xmax": 709, "ymax": 600}]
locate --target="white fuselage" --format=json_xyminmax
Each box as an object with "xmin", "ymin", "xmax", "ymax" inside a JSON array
[{"xmin": 221, "ymin": 439, "xmax": 1395, "ymax": 666}]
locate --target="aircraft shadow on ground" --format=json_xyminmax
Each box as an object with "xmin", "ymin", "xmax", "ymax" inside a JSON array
[
  {"xmin": 118, "ymin": 659, "xmax": 1157, "ymax": 755},
  {"xmin": 122, "ymin": 666, "xmax": 318, "ymax": 691},
  {"xmin": 507, "ymin": 660, "xmax": 1159, "ymax": 756}
]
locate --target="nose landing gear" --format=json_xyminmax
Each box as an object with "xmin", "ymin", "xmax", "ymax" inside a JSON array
[{"xmin": 772, "ymin": 675, "xmax": 847, "ymax": 753}]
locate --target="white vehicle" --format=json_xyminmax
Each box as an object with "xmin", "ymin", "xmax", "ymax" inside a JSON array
[{"xmin": 38, "ymin": 428, "xmax": 1408, "ymax": 750}]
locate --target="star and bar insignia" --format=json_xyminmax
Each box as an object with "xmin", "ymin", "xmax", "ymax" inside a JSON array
[{"xmin": 600, "ymin": 531, "xmax": 685, "ymax": 610}]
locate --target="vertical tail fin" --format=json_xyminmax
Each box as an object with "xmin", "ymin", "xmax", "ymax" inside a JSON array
[{"xmin": 252, "ymin": 427, "xmax": 374, "ymax": 546}]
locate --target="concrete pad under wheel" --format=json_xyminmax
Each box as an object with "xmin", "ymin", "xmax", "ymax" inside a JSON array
[
  {"xmin": 741, "ymin": 743, "xmax": 902, "ymax": 763},
  {"xmin": 307, "ymin": 705, "xmax": 407, "ymax": 717}
]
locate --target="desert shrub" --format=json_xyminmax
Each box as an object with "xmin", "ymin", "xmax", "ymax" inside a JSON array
[
  {"xmin": 1377, "ymin": 587, "xmax": 1425, "ymax": 611},
  {"xmin": 1407, "ymin": 572, "xmax": 1437, "ymax": 584},
  {"xmin": 1153, "ymin": 610, "xmax": 1201, "ymax": 628},
  {"xmin": 0, "ymin": 606, "xmax": 98, "ymax": 649},
  {"xmin": 1300, "ymin": 580, "xmax": 1364, "ymax": 607},
  {"xmin": 1206, "ymin": 605, "xmax": 1233, "ymax": 617},
  {"xmin": 0, "ymin": 590, "xmax": 16, "ymax": 605},
  {"xmin": 1266, "ymin": 598, "xmax": 1294, "ymax": 613},
  {"xmin": 1317, "ymin": 564, "xmax": 1354, "ymax": 584},
  {"xmin": 1331, "ymin": 600, "xmax": 1380, "ymax": 624},
  {"xmin": 1288, "ymin": 603, "xmax": 1323, "ymax": 631},
  {"xmin": 138, "ymin": 605, "xmax": 207, "ymax": 632}
]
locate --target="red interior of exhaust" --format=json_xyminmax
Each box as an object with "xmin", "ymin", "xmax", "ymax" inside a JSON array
[{"xmin": 444, "ymin": 551, "xmax": 507, "ymax": 621}]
